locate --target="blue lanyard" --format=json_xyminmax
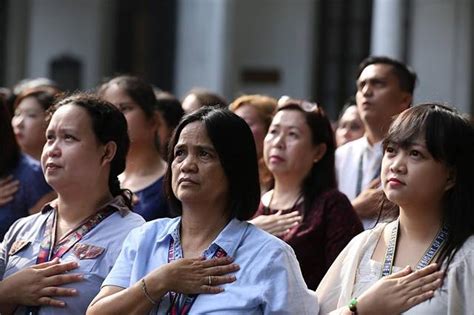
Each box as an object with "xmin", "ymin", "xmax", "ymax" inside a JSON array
[{"xmin": 381, "ymin": 219, "xmax": 448, "ymax": 277}]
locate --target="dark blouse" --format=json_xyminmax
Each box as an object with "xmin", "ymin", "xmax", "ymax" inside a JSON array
[
  {"xmin": 255, "ymin": 188, "xmax": 363, "ymax": 290},
  {"xmin": 133, "ymin": 176, "xmax": 170, "ymax": 221}
]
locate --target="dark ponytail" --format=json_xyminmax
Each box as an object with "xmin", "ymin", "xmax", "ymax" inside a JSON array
[{"xmin": 109, "ymin": 177, "xmax": 133, "ymax": 209}]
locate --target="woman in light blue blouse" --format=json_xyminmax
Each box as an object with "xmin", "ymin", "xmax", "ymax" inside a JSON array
[
  {"xmin": 0, "ymin": 94, "xmax": 145, "ymax": 314},
  {"xmin": 88, "ymin": 107, "xmax": 318, "ymax": 314}
]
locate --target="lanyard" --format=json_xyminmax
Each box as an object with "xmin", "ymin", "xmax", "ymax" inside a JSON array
[
  {"xmin": 381, "ymin": 219, "xmax": 448, "ymax": 277},
  {"xmin": 165, "ymin": 238, "xmax": 227, "ymax": 315},
  {"xmin": 26, "ymin": 206, "xmax": 115, "ymax": 315},
  {"xmin": 36, "ymin": 206, "xmax": 116, "ymax": 264}
]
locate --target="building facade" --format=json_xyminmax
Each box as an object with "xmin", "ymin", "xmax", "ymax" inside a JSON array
[{"xmin": 2, "ymin": 0, "xmax": 472, "ymax": 116}]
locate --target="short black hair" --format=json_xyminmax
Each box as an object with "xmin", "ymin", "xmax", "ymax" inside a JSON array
[
  {"xmin": 164, "ymin": 107, "xmax": 260, "ymax": 220},
  {"xmin": 358, "ymin": 56, "xmax": 417, "ymax": 95}
]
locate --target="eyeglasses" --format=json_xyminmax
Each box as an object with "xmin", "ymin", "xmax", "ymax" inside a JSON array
[{"xmin": 277, "ymin": 96, "xmax": 320, "ymax": 113}]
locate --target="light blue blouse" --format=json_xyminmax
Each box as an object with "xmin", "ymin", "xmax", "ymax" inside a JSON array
[
  {"xmin": 0, "ymin": 196, "xmax": 145, "ymax": 315},
  {"xmin": 103, "ymin": 217, "xmax": 319, "ymax": 314}
]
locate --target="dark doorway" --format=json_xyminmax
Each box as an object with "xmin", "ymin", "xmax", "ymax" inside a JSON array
[
  {"xmin": 115, "ymin": 0, "xmax": 177, "ymax": 92},
  {"xmin": 0, "ymin": 0, "xmax": 8, "ymax": 85},
  {"xmin": 314, "ymin": 0, "xmax": 373, "ymax": 120}
]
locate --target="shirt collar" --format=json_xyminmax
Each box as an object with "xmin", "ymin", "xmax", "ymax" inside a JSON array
[
  {"xmin": 362, "ymin": 136, "xmax": 383, "ymax": 153},
  {"xmin": 40, "ymin": 195, "xmax": 131, "ymax": 217},
  {"xmin": 158, "ymin": 217, "xmax": 248, "ymax": 258}
]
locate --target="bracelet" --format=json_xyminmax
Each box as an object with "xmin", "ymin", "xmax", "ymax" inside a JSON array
[
  {"xmin": 348, "ymin": 297, "xmax": 358, "ymax": 314},
  {"xmin": 141, "ymin": 278, "xmax": 158, "ymax": 305}
]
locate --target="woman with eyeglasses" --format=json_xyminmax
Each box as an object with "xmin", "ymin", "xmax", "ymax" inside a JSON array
[{"xmin": 251, "ymin": 98, "xmax": 364, "ymax": 290}]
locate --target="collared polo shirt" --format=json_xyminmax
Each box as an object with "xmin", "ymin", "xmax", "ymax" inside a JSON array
[
  {"xmin": 103, "ymin": 217, "xmax": 318, "ymax": 314},
  {"xmin": 0, "ymin": 196, "xmax": 145, "ymax": 315}
]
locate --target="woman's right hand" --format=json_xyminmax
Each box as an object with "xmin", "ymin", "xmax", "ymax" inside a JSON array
[
  {"xmin": 354, "ymin": 263, "xmax": 443, "ymax": 315},
  {"xmin": 0, "ymin": 175, "xmax": 20, "ymax": 206},
  {"xmin": 0, "ymin": 257, "xmax": 83, "ymax": 307},
  {"xmin": 146, "ymin": 256, "xmax": 240, "ymax": 297},
  {"xmin": 250, "ymin": 211, "xmax": 302, "ymax": 236}
]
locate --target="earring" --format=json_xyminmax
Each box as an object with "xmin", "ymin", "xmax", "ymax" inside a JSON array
[{"xmin": 313, "ymin": 158, "xmax": 318, "ymax": 163}]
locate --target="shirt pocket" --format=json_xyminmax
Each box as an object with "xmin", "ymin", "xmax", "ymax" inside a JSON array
[
  {"xmin": 69, "ymin": 243, "xmax": 106, "ymax": 273},
  {"xmin": 5, "ymin": 240, "xmax": 34, "ymax": 275}
]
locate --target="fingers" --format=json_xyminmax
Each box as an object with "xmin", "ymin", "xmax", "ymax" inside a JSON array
[
  {"xmin": 32, "ymin": 257, "xmax": 61, "ymax": 269},
  {"xmin": 198, "ymin": 256, "xmax": 234, "ymax": 268},
  {"xmin": 267, "ymin": 212, "xmax": 302, "ymax": 235},
  {"xmin": 37, "ymin": 296, "xmax": 67, "ymax": 308},
  {"xmin": 41, "ymin": 261, "xmax": 80, "ymax": 277},
  {"xmin": 198, "ymin": 275, "xmax": 236, "ymax": 294},
  {"xmin": 200, "ymin": 285, "xmax": 225, "ymax": 294},
  {"xmin": 204, "ymin": 262, "xmax": 240, "ymax": 276},
  {"xmin": 42, "ymin": 286, "xmax": 78, "ymax": 297},
  {"xmin": 45, "ymin": 273, "xmax": 84, "ymax": 286},
  {"xmin": 0, "ymin": 175, "xmax": 16, "ymax": 186},
  {"xmin": 205, "ymin": 274, "xmax": 237, "ymax": 286},
  {"xmin": 385, "ymin": 265, "xmax": 412, "ymax": 279},
  {"xmin": 407, "ymin": 271, "xmax": 443, "ymax": 294},
  {"xmin": 0, "ymin": 176, "xmax": 19, "ymax": 204},
  {"xmin": 368, "ymin": 178, "xmax": 381, "ymax": 189},
  {"xmin": 405, "ymin": 289, "xmax": 435, "ymax": 309},
  {"xmin": 403, "ymin": 264, "xmax": 439, "ymax": 283}
]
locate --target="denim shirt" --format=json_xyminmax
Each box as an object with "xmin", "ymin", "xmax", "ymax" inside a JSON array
[
  {"xmin": 0, "ymin": 196, "xmax": 145, "ymax": 315},
  {"xmin": 103, "ymin": 217, "xmax": 319, "ymax": 314}
]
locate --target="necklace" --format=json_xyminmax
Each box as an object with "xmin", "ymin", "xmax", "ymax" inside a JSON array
[
  {"xmin": 381, "ymin": 219, "xmax": 448, "ymax": 277},
  {"xmin": 264, "ymin": 190, "xmax": 303, "ymax": 215}
]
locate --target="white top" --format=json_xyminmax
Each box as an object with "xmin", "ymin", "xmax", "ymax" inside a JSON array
[
  {"xmin": 316, "ymin": 223, "xmax": 474, "ymax": 315},
  {"xmin": 335, "ymin": 137, "xmax": 383, "ymax": 229}
]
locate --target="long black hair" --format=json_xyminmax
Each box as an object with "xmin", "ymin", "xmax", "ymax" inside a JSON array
[
  {"xmin": 275, "ymin": 99, "xmax": 337, "ymax": 214},
  {"xmin": 383, "ymin": 103, "xmax": 474, "ymax": 266}
]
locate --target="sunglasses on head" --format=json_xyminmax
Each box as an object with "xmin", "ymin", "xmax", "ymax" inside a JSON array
[{"xmin": 277, "ymin": 96, "xmax": 320, "ymax": 113}]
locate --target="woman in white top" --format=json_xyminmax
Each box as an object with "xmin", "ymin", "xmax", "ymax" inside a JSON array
[{"xmin": 317, "ymin": 103, "xmax": 474, "ymax": 314}]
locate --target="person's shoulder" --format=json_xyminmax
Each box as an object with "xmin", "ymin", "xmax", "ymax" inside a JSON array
[
  {"xmin": 319, "ymin": 188, "xmax": 350, "ymax": 201},
  {"xmin": 244, "ymin": 223, "xmax": 293, "ymax": 253},
  {"xmin": 345, "ymin": 223, "xmax": 385, "ymax": 247},
  {"xmin": 447, "ymin": 235, "xmax": 474, "ymax": 268},
  {"xmin": 13, "ymin": 154, "xmax": 42, "ymax": 177},
  {"xmin": 336, "ymin": 137, "xmax": 366, "ymax": 156},
  {"xmin": 111, "ymin": 210, "xmax": 146, "ymax": 228},
  {"xmin": 311, "ymin": 188, "xmax": 352, "ymax": 213},
  {"xmin": 2, "ymin": 211, "xmax": 48, "ymax": 241},
  {"xmin": 127, "ymin": 216, "xmax": 179, "ymax": 240}
]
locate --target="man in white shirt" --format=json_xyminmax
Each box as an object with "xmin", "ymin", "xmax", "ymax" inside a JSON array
[{"xmin": 336, "ymin": 56, "xmax": 417, "ymax": 229}]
